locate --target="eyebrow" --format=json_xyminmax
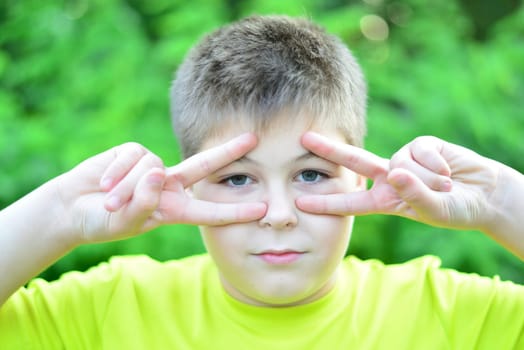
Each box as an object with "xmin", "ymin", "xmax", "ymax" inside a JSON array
[{"xmin": 235, "ymin": 151, "xmax": 325, "ymax": 166}]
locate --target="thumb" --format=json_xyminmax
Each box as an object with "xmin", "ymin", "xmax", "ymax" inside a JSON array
[
  {"xmin": 387, "ymin": 168, "xmax": 442, "ymax": 220},
  {"xmin": 122, "ymin": 167, "xmax": 166, "ymax": 232}
]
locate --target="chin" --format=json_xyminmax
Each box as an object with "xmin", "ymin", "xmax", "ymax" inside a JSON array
[
  {"xmin": 232, "ymin": 270, "xmax": 338, "ymax": 307},
  {"xmin": 238, "ymin": 290, "xmax": 310, "ymax": 308}
]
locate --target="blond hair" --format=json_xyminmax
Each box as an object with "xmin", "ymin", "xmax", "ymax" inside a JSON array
[{"xmin": 170, "ymin": 15, "xmax": 367, "ymax": 157}]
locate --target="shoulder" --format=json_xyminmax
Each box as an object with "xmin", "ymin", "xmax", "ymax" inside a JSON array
[
  {"xmin": 342, "ymin": 254, "xmax": 524, "ymax": 306},
  {"xmin": 341, "ymin": 254, "xmax": 442, "ymax": 280},
  {"xmin": 343, "ymin": 253, "xmax": 520, "ymax": 280},
  {"xmin": 340, "ymin": 255, "xmax": 524, "ymax": 347},
  {"xmin": 103, "ymin": 253, "xmax": 212, "ymax": 272},
  {"xmin": 342, "ymin": 254, "xmax": 442, "ymax": 270},
  {"xmin": 20, "ymin": 253, "xmax": 214, "ymax": 297},
  {"xmin": 9, "ymin": 254, "xmax": 215, "ymax": 317},
  {"xmin": 86, "ymin": 253, "xmax": 214, "ymax": 284}
]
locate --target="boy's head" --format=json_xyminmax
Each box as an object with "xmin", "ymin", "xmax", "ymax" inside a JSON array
[
  {"xmin": 171, "ymin": 15, "xmax": 367, "ymax": 307},
  {"xmin": 170, "ymin": 15, "xmax": 367, "ymax": 158}
]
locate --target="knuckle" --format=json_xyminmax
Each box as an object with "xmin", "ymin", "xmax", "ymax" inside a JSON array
[
  {"xmin": 198, "ymin": 156, "xmax": 212, "ymax": 173},
  {"xmin": 412, "ymin": 136, "xmax": 440, "ymax": 153},
  {"xmin": 412, "ymin": 148, "xmax": 435, "ymax": 165},
  {"xmin": 122, "ymin": 142, "xmax": 147, "ymax": 159},
  {"xmin": 344, "ymin": 151, "xmax": 360, "ymax": 165},
  {"xmin": 413, "ymin": 135, "xmax": 434, "ymax": 144},
  {"xmin": 389, "ymin": 151, "xmax": 402, "ymax": 168},
  {"xmin": 389, "ymin": 145, "xmax": 410, "ymax": 169},
  {"xmin": 390, "ymin": 157, "xmax": 411, "ymax": 171},
  {"xmin": 171, "ymin": 172, "xmax": 188, "ymax": 187},
  {"xmin": 144, "ymin": 152, "xmax": 164, "ymax": 168}
]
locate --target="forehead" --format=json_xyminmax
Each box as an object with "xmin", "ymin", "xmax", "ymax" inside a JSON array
[
  {"xmin": 200, "ymin": 109, "xmax": 344, "ymax": 152},
  {"xmin": 199, "ymin": 117, "xmax": 345, "ymax": 172}
]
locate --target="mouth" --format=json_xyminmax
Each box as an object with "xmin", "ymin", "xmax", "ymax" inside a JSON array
[{"xmin": 253, "ymin": 250, "xmax": 305, "ymax": 265}]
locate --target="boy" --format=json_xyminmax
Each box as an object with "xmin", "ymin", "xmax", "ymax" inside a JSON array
[{"xmin": 1, "ymin": 15, "xmax": 523, "ymax": 349}]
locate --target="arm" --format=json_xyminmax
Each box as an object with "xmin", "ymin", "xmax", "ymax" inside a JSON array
[
  {"xmin": 482, "ymin": 162, "xmax": 524, "ymax": 257},
  {"xmin": 297, "ymin": 133, "xmax": 524, "ymax": 259},
  {"xmin": 0, "ymin": 134, "xmax": 266, "ymax": 305}
]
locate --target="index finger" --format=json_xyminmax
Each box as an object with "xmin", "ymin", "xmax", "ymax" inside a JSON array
[
  {"xmin": 301, "ymin": 132, "xmax": 388, "ymax": 180},
  {"xmin": 169, "ymin": 199, "xmax": 267, "ymax": 226},
  {"xmin": 165, "ymin": 133, "xmax": 257, "ymax": 188}
]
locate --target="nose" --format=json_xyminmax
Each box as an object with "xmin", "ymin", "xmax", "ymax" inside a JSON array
[{"xmin": 258, "ymin": 188, "xmax": 298, "ymax": 229}]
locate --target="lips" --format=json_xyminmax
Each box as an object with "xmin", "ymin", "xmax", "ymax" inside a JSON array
[{"xmin": 254, "ymin": 250, "xmax": 305, "ymax": 265}]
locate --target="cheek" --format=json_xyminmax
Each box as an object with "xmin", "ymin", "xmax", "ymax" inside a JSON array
[
  {"xmin": 318, "ymin": 222, "xmax": 352, "ymax": 263},
  {"xmin": 298, "ymin": 214, "xmax": 353, "ymax": 277},
  {"xmin": 300, "ymin": 212, "xmax": 353, "ymax": 245},
  {"xmin": 200, "ymin": 224, "xmax": 247, "ymax": 259},
  {"xmin": 299, "ymin": 171, "xmax": 360, "ymax": 196},
  {"xmin": 193, "ymin": 182, "xmax": 259, "ymax": 203}
]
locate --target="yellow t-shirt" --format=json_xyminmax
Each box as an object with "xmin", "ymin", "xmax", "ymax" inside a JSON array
[{"xmin": 0, "ymin": 254, "xmax": 523, "ymax": 349}]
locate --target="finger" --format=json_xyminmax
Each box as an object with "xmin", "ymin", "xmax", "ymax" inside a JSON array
[
  {"xmin": 165, "ymin": 133, "xmax": 258, "ymax": 188},
  {"xmin": 167, "ymin": 199, "xmax": 267, "ymax": 226},
  {"xmin": 296, "ymin": 191, "xmax": 388, "ymax": 216},
  {"xmin": 410, "ymin": 136, "xmax": 451, "ymax": 176},
  {"xmin": 104, "ymin": 153, "xmax": 163, "ymax": 211},
  {"xmin": 390, "ymin": 145, "xmax": 452, "ymax": 192},
  {"xmin": 100, "ymin": 143, "xmax": 149, "ymax": 191},
  {"xmin": 301, "ymin": 131, "xmax": 388, "ymax": 180},
  {"xmin": 111, "ymin": 167, "xmax": 166, "ymax": 233},
  {"xmin": 387, "ymin": 168, "xmax": 446, "ymax": 222}
]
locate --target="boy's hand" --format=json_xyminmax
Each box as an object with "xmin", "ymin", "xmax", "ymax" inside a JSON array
[
  {"xmin": 296, "ymin": 132, "xmax": 498, "ymax": 232},
  {"xmin": 0, "ymin": 134, "xmax": 267, "ymax": 302},
  {"xmin": 57, "ymin": 133, "xmax": 267, "ymax": 243}
]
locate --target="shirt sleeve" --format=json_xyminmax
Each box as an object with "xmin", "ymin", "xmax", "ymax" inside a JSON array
[
  {"xmin": 426, "ymin": 264, "xmax": 524, "ymax": 349},
  {"xmin": 0, "ymin": 258, "xmax": 123, "ymax": 349}
]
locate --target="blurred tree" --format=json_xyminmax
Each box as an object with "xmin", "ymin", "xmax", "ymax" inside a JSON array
[
  {"xmin": 458, "ymin": 0, "xmax": 522, "ymax": 41},
  {"xmin": 1, "ymin": 0, "xmax": 522, "ymax": 283}
]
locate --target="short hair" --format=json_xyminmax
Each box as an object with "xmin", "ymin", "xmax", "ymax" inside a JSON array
[{"xmin": 170, "ymin": 15, "xmax": 367, "ymax": 158}]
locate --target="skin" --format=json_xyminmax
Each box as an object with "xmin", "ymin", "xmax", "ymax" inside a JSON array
[
  {"xmin": 192, "ymin": 120, "xmax": 364, "ymax": 307},
  {"xmin": 297, "ymin": 132, "xmax": 524, "ymax": 259},
  {"xmin": 1, "ymin": 121, "xmax": 522, "ymax": 309},
  {"xmin": 0, "ymin": 134, "xmax": 267, "ymax": 305}
]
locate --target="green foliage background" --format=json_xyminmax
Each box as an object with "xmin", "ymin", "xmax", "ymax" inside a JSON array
[{"xmin": 1, "ymin": 0, "xmax": 523, "ymax": 282}]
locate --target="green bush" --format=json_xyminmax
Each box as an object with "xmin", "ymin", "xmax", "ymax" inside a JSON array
[{"xmin": 1, "ymin": 0, "xmax": 522, "ymax": 282}]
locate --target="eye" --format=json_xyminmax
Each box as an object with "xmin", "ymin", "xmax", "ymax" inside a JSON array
[
  {"xmin": 221, "ymin": 174, "xmax": 253, "ymax": 187},
  {"xmin": 296, "ymin": 170, "xmax": 327, "ymax": 183}
]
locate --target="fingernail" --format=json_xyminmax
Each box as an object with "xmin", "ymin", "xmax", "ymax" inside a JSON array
[
  {"xmin": 100, "ymin": 177, "xmax": 112, "ymax": 190},
  {"xmin": 147, "ymin": 173, "xmax": 164, "ymax": 186},
  {"xmin": 441, "ymin": 179, "xmax": 452, "ymax": 192},
  {"xmin": 295, "ymin": 196, "xmax": 314, "ymax": 209},
  {"xmin": 106, "ymin": 195, "xmax": 121, "ymax": 210},
  {"xmin": 391, "ymin": 174, "xmax": 408, "ymax": 188}
]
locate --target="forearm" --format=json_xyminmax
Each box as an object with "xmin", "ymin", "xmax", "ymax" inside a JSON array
[
  {"xmin": 0, "ymin": 177, "xmax": 78, "ymax": 305},
  {"xmin": 484, "ymin": 162, "xmax": 524, "ymax": 259}
]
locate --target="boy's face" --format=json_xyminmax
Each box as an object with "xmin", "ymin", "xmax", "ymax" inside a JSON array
[{"xmin": 192, "ymin": 116, "xmax": 363, "ymax": 307}]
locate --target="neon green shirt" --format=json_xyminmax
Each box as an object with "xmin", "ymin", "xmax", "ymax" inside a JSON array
[{"xmin": 1, "ymin": 254, "xmax": 523, "ymax": 349}]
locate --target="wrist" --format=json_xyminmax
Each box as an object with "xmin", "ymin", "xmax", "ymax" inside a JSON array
[
  {"xmin": 49, "ymin": 174, "xmax": 86, "ymax": 249},
  {"xmin": 482, "ymin": 162, "xmax": 524, "ymax": 258}
]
